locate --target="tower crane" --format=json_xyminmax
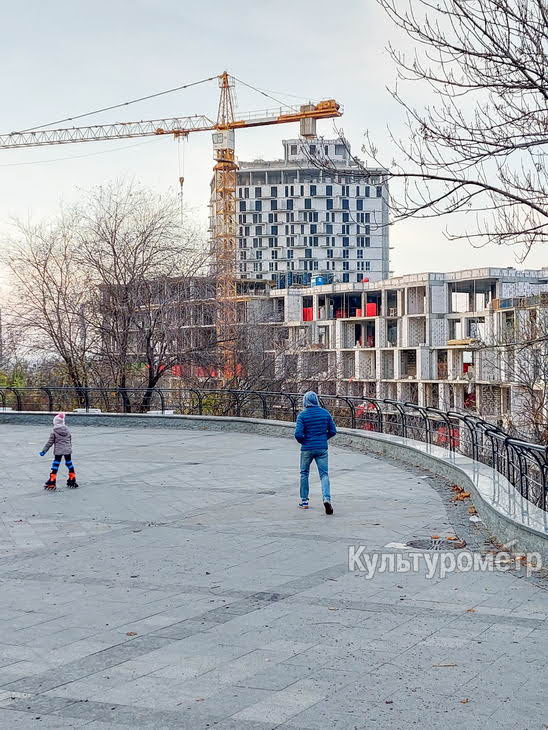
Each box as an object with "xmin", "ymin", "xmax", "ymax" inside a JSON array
[{"xmin": 0, "ymin": 72, "xmax": 342, "ymax": 377}]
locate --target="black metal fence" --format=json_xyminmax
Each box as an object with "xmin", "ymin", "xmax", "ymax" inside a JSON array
[{"xmin": 1, "ymin": 386, "xmax": 547, "ymax": 512}]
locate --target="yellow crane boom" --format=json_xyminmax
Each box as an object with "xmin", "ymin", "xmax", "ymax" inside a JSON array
[{"xmin": 0, "ymin": 72, "xmax": 342, "ymax": 379}]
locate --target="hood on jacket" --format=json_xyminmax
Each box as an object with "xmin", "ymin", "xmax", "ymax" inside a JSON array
[
  {"xmin": 303, "ymin": 391, "xmax": 320, "ymax": 408},
  {"xmin": 53, "ymin": 412, "xmax": 65, "ymax": 427}
]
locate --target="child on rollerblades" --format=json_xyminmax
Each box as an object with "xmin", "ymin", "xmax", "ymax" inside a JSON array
[{"xmin": 40, "ymin": 413, "xmax": 78, "ymax": 490}]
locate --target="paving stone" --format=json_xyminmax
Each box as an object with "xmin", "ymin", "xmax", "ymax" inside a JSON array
[{"xmin": 0, "ymin": 425, "xmax": 545, "ymax": 729}]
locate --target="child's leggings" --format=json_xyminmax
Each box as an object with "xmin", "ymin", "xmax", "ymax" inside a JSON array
[{"xmin": 50, "ymin": 454, "xmax": 76, "ymax": 479}]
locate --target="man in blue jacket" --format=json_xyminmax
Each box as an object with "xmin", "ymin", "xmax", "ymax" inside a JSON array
[{"xmin": 294, "ymin": 391, "xmax": 337, "ymax": 514}]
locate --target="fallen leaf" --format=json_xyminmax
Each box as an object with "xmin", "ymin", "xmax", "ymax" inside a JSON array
[
  {"xmin": 195, "ymin": 697, "xmax": 204, "ymax": 702},
  {"xmin": 431, "ymin": 535, "xmax": 441, "ymax": 539},
  {"xmin": 467, "ymin": 506, "xmax": 477, "ymax": 514},
  {"xmin": 446, "ymin": 536, "xmax": 459, "ymax": 540},
  {"xmin": 460, "ymin": 698, "xmax": 470, "ymax": 704},
  {"xmin": 466, "ymin": 608, "xmax": 476, "ymax": 613},
  {"xmin": 126, "ymin": 632, "xmax": 137, "ymax": 636}
]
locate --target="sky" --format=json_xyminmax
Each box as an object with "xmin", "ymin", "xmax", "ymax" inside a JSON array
[{"xmin": 0, "ymin": 0, "xmax": 545, "ymax": 276}]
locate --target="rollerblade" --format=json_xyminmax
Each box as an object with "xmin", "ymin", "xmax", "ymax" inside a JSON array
[
  {"xmin": 44, "ymin": 475, "xmax": 57, "ymax": 491},
  {"xmin": 66, "ymin": 472, "xmax": 79, "ymax": 489}
]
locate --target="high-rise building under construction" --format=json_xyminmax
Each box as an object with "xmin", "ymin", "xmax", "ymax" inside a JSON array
[{"xmin": 232, "ymin": 138, "xmax": 390, "ymax": 288}]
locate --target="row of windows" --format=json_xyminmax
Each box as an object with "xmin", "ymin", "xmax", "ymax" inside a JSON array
[
  {"xmin": 238, "ymin": 225, "xmax": 372, "ymax": 236},
  {"xmin": 238, "ymin": 248, "xmax": 372, "ymax": 260},
  {"xmin": 238, "ymin": 236, "xmax": 372, "ymax": 248},
  {"xmin": 237, "ymin": 212, "xmax": 372, "ymax": 225},
  {"xmin": 237, "ymin": 261, "xmax": 371, "ymax": 277},
  {"xmin": 237, "ymin": 184, "xmax": 382, "ymax": 199},
  {"xmin": 238, "ymin": 194, "xmax": 381, "ymax": 212}
]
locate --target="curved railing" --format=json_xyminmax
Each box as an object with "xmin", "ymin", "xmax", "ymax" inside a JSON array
[{"xmin": 1, "ymin": 386, "xmax": 547, "ymax": 511}]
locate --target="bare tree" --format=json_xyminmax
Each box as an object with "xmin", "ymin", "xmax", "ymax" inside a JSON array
[
  {"xmin": 315, "ymin": 1, "xmax": 548, "ymax": 256},
  {"xmin": 3, "ymin": 217, "xmax": 97, "ymax": 393},
  {"xmin": 478, "ymin": 304, "xmax": 548, "ymax": 442}
]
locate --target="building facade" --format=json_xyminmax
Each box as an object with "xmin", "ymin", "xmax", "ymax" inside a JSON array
[
  {"xmin": 264, "ymin": 267, "xmax": 548, "ymax": 428},
  {"xmin": 231, "ymin": 138, "xmax": 390, "ymax": 288}
]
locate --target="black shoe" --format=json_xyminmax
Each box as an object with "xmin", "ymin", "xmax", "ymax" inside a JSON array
[
  {"xmin": 66, "ymin": 478, "xmax": 79, "ymax": 489},
  {"xmin": 324, "ymin": 501, "xmax": 333, "ymax": 515},
  {"xmin": 44, "ymin": 479, "xmax": 56, "ymax": 491}
]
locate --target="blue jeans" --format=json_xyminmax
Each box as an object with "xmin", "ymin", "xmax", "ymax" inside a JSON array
[{"xmin": 300, "ymin": 449, "xmax": 331, "ymax": 502}]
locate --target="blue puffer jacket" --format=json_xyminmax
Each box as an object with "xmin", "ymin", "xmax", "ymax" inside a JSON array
[{"xmin": 294, "ymin": 391, "xmax": 337, "ymax": 452}]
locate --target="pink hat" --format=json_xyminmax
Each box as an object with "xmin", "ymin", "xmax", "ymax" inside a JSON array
[{"xmin": 53, "ymin": 412, "xmax": 66, "ymax": 427}]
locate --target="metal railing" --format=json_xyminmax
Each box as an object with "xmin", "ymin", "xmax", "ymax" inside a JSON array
[{"xmin": 1, "ymin": 386, "xmax": 547, "ymax": 512}]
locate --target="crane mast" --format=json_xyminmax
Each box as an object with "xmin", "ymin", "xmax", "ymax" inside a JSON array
[{"xmin": 0, "ymin": 73, "xmax": 342, "ymax": 380}]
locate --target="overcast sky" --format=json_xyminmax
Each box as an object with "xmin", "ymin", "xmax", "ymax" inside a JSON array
[{"xmin": 1, "ymin": 0, "xmax": 545, "ymax": 275}]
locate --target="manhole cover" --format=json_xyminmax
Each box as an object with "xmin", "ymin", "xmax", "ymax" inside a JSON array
[{"xmin": 407, "ymin": 538, "xmax": 466, "ymax": 550}]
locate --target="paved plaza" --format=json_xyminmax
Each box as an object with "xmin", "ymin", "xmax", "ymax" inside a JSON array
[{"xmin": 0, "ymin": 423, "xmax": 546, "ymax": 729}]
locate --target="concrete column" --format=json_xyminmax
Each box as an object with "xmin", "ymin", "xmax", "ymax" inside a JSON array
[
  {"xmin": 418, "ymin": 382, "xmax": 426, "ymax": 407},
  {"xmin": 393, "ymin": 349, "xmax": 402, "ymax": 380}
]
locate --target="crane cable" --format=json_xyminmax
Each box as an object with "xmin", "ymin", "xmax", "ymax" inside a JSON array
[
  {"xmin": 11, "ymin": 75, "xmax": 218, "ymax": 134},
  {"xmin": 177, "ymin": 136, "xmax": 186, "ymax": 226}
]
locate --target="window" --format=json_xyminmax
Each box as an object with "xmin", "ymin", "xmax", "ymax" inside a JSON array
[
  {"xmin": 324, "ymin": 145, "xmax": 328, "ymax": 154},
  {"xmin": 256, "ymin": 250, "xmax": 263, "ymax": 260},
  {"xmin": 365, "ymin": 186, "xmax": 370, "ymax": 198},
  {"xmin": 310, "ymin": 185, "xmax": 317, "ymax": 196},
  {"xmin": 342, "ymin": 273, "xmax": 350, "ymax": 282},
  {"xmin": 252, "ymin": 213, "xmax": 262, "ymax": 223},
  {"xmin": 255, "ymin": 200, "xmax": 262, "ymax": 211},
  {"xmin": 287, "ymin": 236, "xmax": 295, "ymax": 246},
  {"xmin": 342, "ymin": 212, "xmax": 349, "ymax": 222},
  {"xmin": 326, "ymin": 185, "xmax": 332, "ymax": 196},
  {"xmin": 290, "ymin": 145, "xmax": 297, "ymax": 155},
  {"xmin": 357, "ymin": 199, "xmax": 363, "ymax": 211},
  {"xmin": 271, "ymin": 186, "xmax": 277, "ymax": 197},
  {"xmin": 342, "ymin": 185, "xmax": 349, "ymax": 196},
  {"xmin": 271, "ymin": 225, "xmax": 278, "ymax": 235},
  {"xmin": 357, "ymin": 236, "xmax": 370, "ymax": 247},
  {"xmin": 342, "ymin": 198, "xmax": 349, "ymax": 210},
  {"xmin": 326, "ymin": 198, "xmax": 333, "ymax": 210},
  {"xmin": 356, "ymin": 186, "xmax": 360, "ymax": 197},
  {"xmin": 326, "ymin": 224, "xmax": 333, "ymax": 234},
  {"xmin": 364, "ymin": 225, "xmax": 370, "ymax": 235},
  {"xmin": 271, "ymin": 200, "xmax": 278, "ymax": 211},
  {"xmin": 252, "ymin": 238, "xmax": 259, "ymax": 248},
  {"xmin": 310, "ymin": 144, "xmax": 316, "ymax": 155},
  {"xmin": 343, "ymin": 261, "xmax": 350, "ymax": 271},
  {"xmin": 342, "ymin": 224, "xmax": 350, "ymax": 235},
  {"xmin": 239, "ymin": 201, "xmax": 246, "ymax": 212},
  {"xmin": 253, "ymin": 262, "xmax": 262, "ymax": 272},
  {"xmin": 357, "ymin": 249, "xmax": 363, "ymax": 259},
  {"xmin": 342, "ymin": 236, "xmax": 350, "ymax": 247},
  {"xmin": 305, "ymin": 248, "xmax": 312, "ymax": 259},
  {"xmin": 271, "ymin": 249, "xmax": 278, "ymax": 259},
  {"xmin": 310, "ymin": 224, "xmax": 317, "ymax": 234},
  {"xmin": 269, "ymin": 261, "xmax": 278, "ymax": 271},
  {"xmin": 311, "ymin": 236, "xmax": 319, "ymax": 246},
  {"xmin": 376, "ymin": 186, "xmax": 383, "ymax": 198},
  {"xmin": 287, "ymin": 199, "xmax": 294, "ymax": 210},
  {"xmin": 327, "ymin": 249, "xmax": 334, "ymax": 259},
  {"xmin": 287, "ymin": 260, "xmax": 295, "ymax": 270},
  {"xmin": 268, "ymin": 237, "xmax": 276, "ymax": 248},
  {"xmin": 335, "ymin": 144, "xmax": 345, "ymax": 155},
  {"xmin": 239, "ymin": 263, "xmax": 247, "ymax": 272},
  {"xmin": 239, "ymin": 250, "xmax": 247, "ymax": 259},
  {"xmin": 244, "ymin": 188, "xmax": 249, "ymax": 199},
  {"xmin": 356, "ymin": 274, "xmax": 362, "ymax": 282},
  {"xmin": 343, "ymin": 249, "xmax": 349, "ymax": 259},
  {"xmin": 287, "ymin": 249, "xmax": 294, "ymax": 259},
  {"xmin": 304, "ymin": 198, "xmax": 312, "ymax": 210},
  {"xmin": 300, "ymin": 185, "xmax": 304, "ymax": 196},
  {"xmin": 238, "ymin": 214, "xmax": 246, "ymax": 224},
  {"xmin": 254, "ymin": 225, "xmax": 262, "ymax": 236},
  {"xmin": 255, "ymin": 187, "xmax": 262, "ymax": 198}
]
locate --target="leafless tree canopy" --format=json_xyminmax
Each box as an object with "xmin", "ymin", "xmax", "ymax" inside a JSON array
[{"xmin": 320, "ymin": 1, "xmax": 548, "ymax": 255}]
